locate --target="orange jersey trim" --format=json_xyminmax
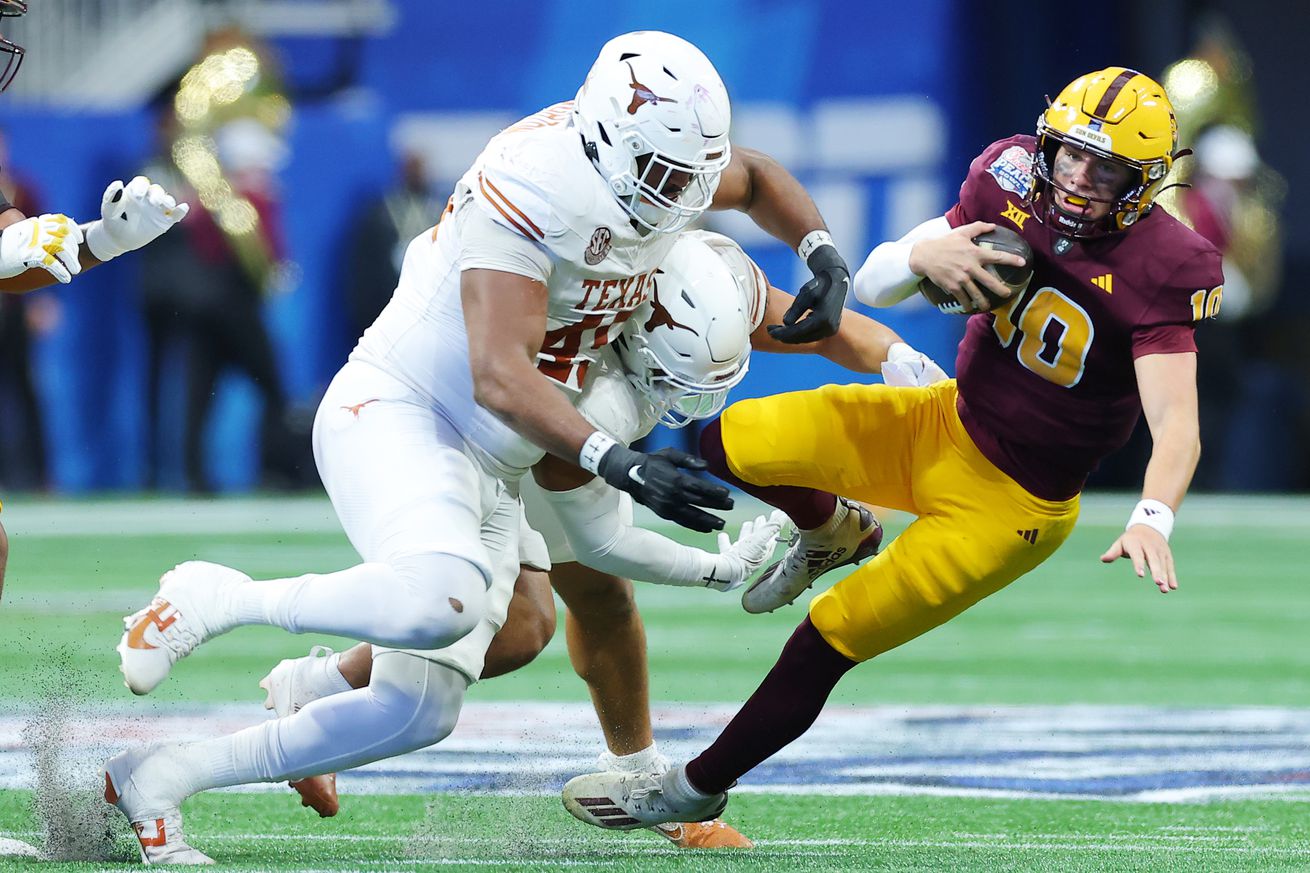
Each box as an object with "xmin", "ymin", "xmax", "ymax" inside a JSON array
[{"xmin": 479, "ymin": 172, "xmax": 544, "ymax": 240}]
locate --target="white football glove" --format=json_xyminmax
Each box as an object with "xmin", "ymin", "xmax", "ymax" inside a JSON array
[
  {"xmin": 0, "ymin": 213, "xmax": 84, "ymax": 284},
  {"xmin": 881, "ymin": 341, "xmax": 949, "ymax": 387},
  {"xmin": 704, "ymin": 510, "xmax": 789, "ymax": 592},
  {"xmin": 84, "ymin": 176, "xmax": 190, "ymax": 262}
]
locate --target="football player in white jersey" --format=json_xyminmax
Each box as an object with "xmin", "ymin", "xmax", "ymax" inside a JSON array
[
  {"xmin": 254, "ymin": 231, "xmax": 946, "ymax": 849},
  {"xmin": 103, "ymin": 31, "xmax": 864, "ymax": 864}
]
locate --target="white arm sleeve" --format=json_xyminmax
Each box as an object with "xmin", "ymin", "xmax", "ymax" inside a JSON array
[
  {"xmin": 852, "ymin": 215, "xmax": 953, "ymax": 308},
  {"xmin": 541, "ymin": 476, "xmax": 721, "ymax": 587},
  {"xmin": 457, "ymin": 203, "xmax": 554, "ymax": 285}
]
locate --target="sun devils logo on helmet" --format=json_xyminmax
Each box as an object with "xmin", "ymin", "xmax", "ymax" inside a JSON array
[
  {"xmin": 626, "ymin": 62, "xmax": 677, "ymax": 115},
  {"xmin": 585, "ymin": 227, "xmax": 613, "ymax": 266}
]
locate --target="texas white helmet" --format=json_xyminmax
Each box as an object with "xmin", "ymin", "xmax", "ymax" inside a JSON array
[
  {"xmin": 573, "ymin": 31, "xmax": 732, "ymax": 234},
  {"xmin": 616, "ymin": 235, "xmax": 751, "ymax": 428}
]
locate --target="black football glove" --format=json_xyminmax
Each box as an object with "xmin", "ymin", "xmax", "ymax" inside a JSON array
[
  {"xmin": 767, "ymin": 243, "xmax": 850, "ymax": 344},
  {"xmin": 596, "ymin": 445, "xmax": 734, "ymax": 533}
]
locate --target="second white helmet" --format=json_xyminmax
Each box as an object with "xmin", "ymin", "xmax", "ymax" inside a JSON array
[
  {"xmin": 617, "ymin": 234, "xmax": 751, "ymax": 428},
  {"xmin": 573, "ymin": 31, "xmax": 732, "ymax": 234}
]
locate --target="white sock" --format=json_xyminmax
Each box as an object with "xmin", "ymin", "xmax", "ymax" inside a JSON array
[
  {"xmin": 668, "ymin": 763, "xmax": 712, "ymax": 801},
  {"xmin": 601, "ymin": 743, "xmax": 667, "ymax": 775},
  {"xmin": 222, "ymin": 554, "xmax": 487, "ymax": 650},
  {"xmin": 802, "ymin": 500, "xmax": 849, "ymax": 534},
  {"xmin": 172, "ymin": 654, "xmax": 467, "ymax": 794},
  {"xmin": 328, "ymin": 651, "xmax": 354, "ymax": 691}
]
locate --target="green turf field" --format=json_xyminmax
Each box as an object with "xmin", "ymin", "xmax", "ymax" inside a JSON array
[{"xmin": 0, "ymin": 494, "xmax": 1307, "ymax": 870}]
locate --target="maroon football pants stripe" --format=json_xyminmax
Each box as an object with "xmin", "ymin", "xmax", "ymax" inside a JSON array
[
  {"xmin": 699, "ymin": 418, "xmax": 838, "ymax": 529},
  {"xmin": 685, "ymin": 617, "xmax": 857, "ymax": 795}
]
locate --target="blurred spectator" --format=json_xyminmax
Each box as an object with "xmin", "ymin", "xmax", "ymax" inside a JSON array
[
  {"xmin": 344, "ymin": 149, "xmax": 442, "ymax": 341},
  {"xmin": 1157, "ymin": 19, "xmax": 1293, "ymax": 491},
  {"xmin": 142, "ymin": 29, "xmax": 309, "ymax": 492},
  {"xmin": 0, "ymin": 127, "xmax": 51, "ymax": 491}
]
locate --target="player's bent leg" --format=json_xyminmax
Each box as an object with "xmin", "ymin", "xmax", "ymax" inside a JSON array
[
  {"xmin": 258, "ymin": 645, "xmax": 358, "ymax": 817},
  {"xmin": 714, "ymin": 383, "xmax": 925, "ymax": 505},
  {"xmin": 551, "ymin": 563, "xmax": 653, "ymax": 755},
  {"xmin": 562, "ymin": 614, "xmax": 853, "ymax": 832},
  {"xmin": 552, "ymin": 562, "xmax": 753, "ymax": 848},
  {"xmin": 481, "ymin": 567, "xmax": 557, "ymax": 680},
  {"xmin": 107, "ymin": 651, "xmax": 468, "ymax": 859},
  {"xmin": 809, "ymin": 499, "xmax": 1077, "ymax": 664},
  {"xmin": 118, "ymin": 551, "xmax": 487, "ymax": 696}
]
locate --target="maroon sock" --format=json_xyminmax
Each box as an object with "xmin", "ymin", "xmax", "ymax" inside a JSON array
[
  {"xmin": 698, "ymin": 419, "xmax": 837, "ymax": 529},
  {"xmin": 684, "ymin": 617, "xmax": 857, "ymax": 795}
]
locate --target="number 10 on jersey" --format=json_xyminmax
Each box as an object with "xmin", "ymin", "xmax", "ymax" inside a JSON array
[{"xmin": 992, "ymin": 286, "xmax": 1095, "ymax": 389}]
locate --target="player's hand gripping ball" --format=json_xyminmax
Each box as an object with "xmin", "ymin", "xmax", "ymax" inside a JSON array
[{"xmin": 919, "ymin": 226, "xmax": 1033, "ymax": 315}]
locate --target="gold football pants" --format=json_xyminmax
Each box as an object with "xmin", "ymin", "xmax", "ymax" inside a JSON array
[{"xmin": 720, "ymin": 380, "xmax": 1079, "ymax": 662}]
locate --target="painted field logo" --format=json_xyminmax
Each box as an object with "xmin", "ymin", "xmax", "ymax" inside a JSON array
[{"xmin": 6, "ymin": 705, "xmax": 1309, "ymax": 804}]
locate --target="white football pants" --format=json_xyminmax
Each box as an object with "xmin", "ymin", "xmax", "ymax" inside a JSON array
[{"xmin": 227, "ymin": 361, "xmax": 519, "ymax": 650}]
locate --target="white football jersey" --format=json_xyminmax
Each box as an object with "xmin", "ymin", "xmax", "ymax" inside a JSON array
[
  {"xmin": 350, "ymin": 102, "xmax": 681, "ymax": 480},
  {"xmin": 521, "ymin": 230, "xmax": 770, "ymax": 564}
]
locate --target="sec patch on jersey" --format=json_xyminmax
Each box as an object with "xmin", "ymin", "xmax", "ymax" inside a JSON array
[{"xmin": 919, "ymin": 227, "xmax": 1033, "ymax": 315}]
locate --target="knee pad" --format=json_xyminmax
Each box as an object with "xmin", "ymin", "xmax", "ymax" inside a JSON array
[
  {"xmin": 371, "ymin": 652, "xmax": 468, "ymax": 748},
  {"xmin": 385, "ymin": 552, "xmax": 488, "ymax": 649}
]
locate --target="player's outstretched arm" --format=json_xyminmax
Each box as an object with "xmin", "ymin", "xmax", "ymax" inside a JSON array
[
  {"xmin": 1100, "ymin": 351, "xmax": 1201, "ymax": 593},
  {"xmin": 748, "ymin": 285, "xmax": 893, "ymax": 371},
  {"xmin": 462, "ymin": 269, "xmax": 733, "ymax": 533},
  {"xmin": 532, "ymin": 454, "xmax": 784, "ymax": 590},
  {"xmin": 711, "ymin": 147, "xmax": 848, "ymax": 344},
  {"xmin": 0, "ymin": 176, "xmax": 188, "ymax": 294}
]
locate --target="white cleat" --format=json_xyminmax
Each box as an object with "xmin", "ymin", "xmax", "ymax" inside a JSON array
[
  {"xmin": 103, "ymin": 746, "xmax": 213, "ymax": 866},
  {"xmin": 562, "ymin": 767, "xmax": 727, "ymax": 832},
  {"xmin": 259, "ymin": 645, "xmax": 338, "ymax": 717},
  {"xmin": 259, "ymin": 646, "xmax": 342, "ymax": 817},
  {"xmin": 741, "ymin": 498, "xmax": 883, "ymax": 614},
  {"xmin": 118, "ymin": 561, "xmax": 249, "ymax": 696}
]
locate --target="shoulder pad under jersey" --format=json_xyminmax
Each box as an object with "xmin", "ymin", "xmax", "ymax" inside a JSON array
[{"xmin": 473, "ymin": 123, "xmax": 607, "ymax": 248}]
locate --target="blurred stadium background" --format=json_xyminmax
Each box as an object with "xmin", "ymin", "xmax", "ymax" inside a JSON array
[
  {"xmin": 1, "ymin": 0, "xmax": 1308, "ymax": 870},
  {"xmin": 0, "ymin": 0, "xmax": 1303, "ymax": 494}
]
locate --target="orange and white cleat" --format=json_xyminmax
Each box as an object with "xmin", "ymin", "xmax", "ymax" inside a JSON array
[
  {"xmin": 118, "ymin": 561, "xmax": 248, "ymax": 695},
  {"xmin": 259, "ymin": 646, "xmax": 344, "ymax": 817},
  {"xmin": 104, "ymin": 746, "xmax": 214, "ymax": 866},
  {"xmin": 653, "ymin": 819, "xmax": 754, "ymax": 848}
]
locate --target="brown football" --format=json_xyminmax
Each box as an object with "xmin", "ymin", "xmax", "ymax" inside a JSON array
[{"xmin": 918, "ymin": 226, "xmax": 1034, "ymax": 315}]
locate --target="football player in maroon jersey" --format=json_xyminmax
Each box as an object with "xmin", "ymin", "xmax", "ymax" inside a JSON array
[{"xmin": 560, "ymin": 67, "xmax": 1225, "ymax": 830}]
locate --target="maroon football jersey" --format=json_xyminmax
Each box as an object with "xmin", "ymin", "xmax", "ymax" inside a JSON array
[{"xmin": 946, "ymin": 135, "xmax": 1224, "ymax": 500}]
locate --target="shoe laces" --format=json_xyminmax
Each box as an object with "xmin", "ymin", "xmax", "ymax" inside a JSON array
[
  {"xmin": 158, "ymin": 623, "xmax": 202, "ymax": 660},
  {"xmin": 129, "ymin": 602, "xmax": 202, "ymax": 660}
]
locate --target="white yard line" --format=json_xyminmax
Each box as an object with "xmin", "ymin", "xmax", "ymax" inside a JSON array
[{"xmin": 2, "ymin": 493, "xmax": 1310, "ymax": 538}]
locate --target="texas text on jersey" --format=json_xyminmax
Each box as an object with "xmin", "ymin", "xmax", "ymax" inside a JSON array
[{"xmin": 350, "ymin": 101, "xmax": 685, "ymax": 479}]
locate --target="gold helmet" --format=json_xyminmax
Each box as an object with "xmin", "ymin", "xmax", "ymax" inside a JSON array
[{"xmin": 1033, "ymin": 67, "xmax": 1179, "ymax": 237}]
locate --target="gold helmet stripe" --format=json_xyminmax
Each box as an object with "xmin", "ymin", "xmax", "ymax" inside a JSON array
[{"xmin": 1092, "ymin": 68, "xmax": 1140, "ymax": 118}]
